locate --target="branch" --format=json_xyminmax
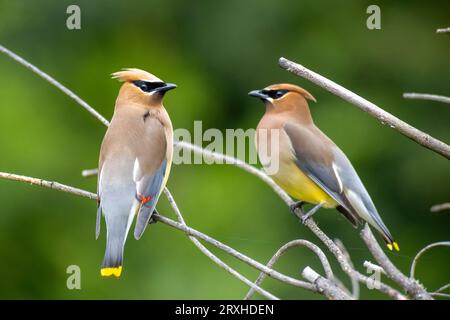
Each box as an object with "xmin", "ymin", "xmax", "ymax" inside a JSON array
[
  {"xmin": 301, "ymin": 267, "xmax": 354, "ymax": 300},
  {"xmin": 0, "ymin": 171, "xmax": 96, "ymax": 200},
  {"xmin": 278, "ymin": 57, "xmax": 450, "ymax": 160},
  {"xmin": 433, "ymin": 283, "xmax": 450, "ymax": 294},
  {"xmin": 244, "ymin": 239, "xmax": 334, "ymax": 300},
  {"xmin": 430, "ymin": 203, "xmax": 450, "ymax": 213},
  {"xmin": 81, "ymin": 168, "xmax": 99, "ymax": 178},
  {"xmin": 335, "ymin": 238, "xmax": 360, "ymax": 299},
  {"xmin": 403, "ymin": 93, "xmax": 450, "ymax": 105},
  {"xmin": 0, "ymin": 44, "xmax": 110, "ymax": 127},
  {"xmin": 361, "ymin": 224, "xmax": 432, "ymax": 299},
  {"xmin": 162, "ymin": 188, "xmax": 279, "ymax": 300},
  {"xmin": 410, "ymin": 241, "xmax": 450, "ymax": 279},
  {"xmin": 181, "ymin": 142, "xmax": 406, "ymax": 300},
  {"xmin": 436, "ymin": 27, "xmax": 450, "ymax": 34}
]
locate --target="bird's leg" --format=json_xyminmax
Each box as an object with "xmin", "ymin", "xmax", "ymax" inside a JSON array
[
  {"xmin": 290, "ymin": 201, "xmax": 305, "ymax": 217},
  {"xmin": 148, "ymin": 208, "xmax": 159, "ymax": 225},
  {"xmin": 300, "ymin": 202, "xmax": 324, "ymax": 224}
]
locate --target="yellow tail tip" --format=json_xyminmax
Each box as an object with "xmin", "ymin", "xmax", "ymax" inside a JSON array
[
  {"xmin": 387, "ymin": 242, "xmax": 400, "ymax": 252},
  {"xmin": 101, "ymin": 266, "xmax": 122, "ymax": 278},
  {"xmin": 393, "ymin": 242, "xmax": 400, "ymax": 251}
]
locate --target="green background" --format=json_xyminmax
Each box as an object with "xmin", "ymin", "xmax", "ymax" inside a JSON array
[{"xmin": 0, "ymin": 0, "xmax": 449, "ymax": 299}]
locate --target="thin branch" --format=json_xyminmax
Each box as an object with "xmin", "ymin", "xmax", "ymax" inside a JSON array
[
  {"xmin": 335, "ymin": 238, "xmax": 360, "ymax": 299},
  {"xmin": 301, "ymin": 267, "xmax": 353, "ymax": 300},
  {"xmin": 278, "ymin": 57, "xmax": 450, "ymax": 160},
  {"xmin": 0, "ymin": 171, "xmax": 318, "ymax": 294},
  {"xmin": 0, "ymin": 44, "xmax": 110, "ymax": 127},
  {"xmin": 175, "ymin": 141, "xmax": 292, "ymax": 204},
  {"xmin": 410, "ymin": 241, "xmax": 450, "ymax": 279},
  {"xmin": 433, "ymin": 283, "xmax": 450, "ymax": 294},
  {"xmin": 430, "ymin": 203, "xmax": 450, "ymax": 213},
  {"xmin": 403, "ymin": 93, "xmax": 450, "ymax": 105},
  {"xmin": 179, "ymin": 142, "xmax": 407, "ymax": 300},
  {"xmin": 163, "ymin": 188, "xmax": 279, "ymax": 300},
  {"xmin": 154, "ymin": 214, "xmax": 317, "ymax": 292},
  {"xmin": 430, "ymin": 292, "xmax": 450, "ymax": 298},
  {"xmin": 361, "ymin": 224, "xmax": 432, "ymax": 300},
  {"xmin": 436, "ymin": 27, "xmax": 450, "ymax": 34},
  {"xmin": 244, "ymin": 239, "xmax": 333, "ymax": 300},
  {"xmin": 81, "ymin": 168, "xmax": 99, "ymax": 178},
  {"xmin": 0, "ymin": 171, "xmax": 96, "ymax": 200}
]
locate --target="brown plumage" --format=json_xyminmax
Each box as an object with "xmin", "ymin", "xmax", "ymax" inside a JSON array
[
  {"xmin": 97, "ymin": 68, "xmax": 176, "ymax": 277},
  {"xmin": 250, "ymin": 83, "xmax": 399, "ymax": 251}
]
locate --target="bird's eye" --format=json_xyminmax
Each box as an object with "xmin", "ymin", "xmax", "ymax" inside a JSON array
[
  {"xmin": 132, "ymin": 80, "xmax": 166, "ymax": 93},
  {"xmin": 267, "ymin": 90, "xmax": 288, "ymax": 99}
]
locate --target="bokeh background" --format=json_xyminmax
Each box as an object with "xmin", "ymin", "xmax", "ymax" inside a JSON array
[{"xmin": 0, "ymin": 0, "xmax": 449, "ymax": 299}]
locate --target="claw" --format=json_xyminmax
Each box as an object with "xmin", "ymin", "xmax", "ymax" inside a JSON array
[
  {"xmin": 300, "ymin": 203, "xmax": 324, "ymax": 224},
  {"xmin": 148, "ymin": 209, "xmax": 159, "ymax": 224},
  {"xmin": 290, "ymin": 201, "xmax": 305, "ymax": 214}
]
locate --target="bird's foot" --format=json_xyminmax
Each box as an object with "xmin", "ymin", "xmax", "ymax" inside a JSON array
[
  {"xmin": 290, "ymin": 201, "xmax": 305, "ymax": 216},
  {"xmin": 300, "ymin": 203, "xmax": 323, "ymax": 224},
  {"xmin": 148, "ymin": 209, "xmax": 159, "ymax": 224}
]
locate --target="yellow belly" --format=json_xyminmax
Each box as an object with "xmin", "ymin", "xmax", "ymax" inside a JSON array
[{"xmin": 272, "ymin": 161, "xmax": 337, "ymax": 208}]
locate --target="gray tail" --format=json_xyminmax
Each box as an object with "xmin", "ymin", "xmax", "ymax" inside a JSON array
[{"xmin": 100, "ymin": 204, "xmax": 135, "ymax": 278}]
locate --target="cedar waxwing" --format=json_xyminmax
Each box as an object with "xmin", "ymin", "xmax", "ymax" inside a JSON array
[
  {"xmin": 249, "ymin": 84, "xmax": 399, "ymax": 251},
  {"xmin": 97, "ymin": 68, "xmax": 176, "ymax": 277}
]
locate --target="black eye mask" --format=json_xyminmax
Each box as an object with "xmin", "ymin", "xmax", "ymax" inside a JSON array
[
  {"xmin": 132, "ymin": 80, "xmax": 166, "ymax": 93},
  {"xmin": 262, "ymin": 89, "xmax": 289, "ymax": 99}
]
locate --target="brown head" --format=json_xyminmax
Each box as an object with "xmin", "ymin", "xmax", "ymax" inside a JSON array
[
  {"xmin": 112, "ymin": 68, "xmax": 176, "ymax": 109},
  {"xmin": 249, "ymin": 83, "xmax": 316, "ymax": 124}
]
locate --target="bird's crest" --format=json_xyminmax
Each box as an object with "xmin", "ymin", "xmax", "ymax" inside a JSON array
[
  {"xmin": 266, "ymin": 83, "xmax": 317, "ymax": 102},
  {"xmin": 111, "ymin": 68, "xmax": 162, "ymax": 83}
]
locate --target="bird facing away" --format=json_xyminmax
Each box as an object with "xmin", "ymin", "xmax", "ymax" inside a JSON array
[
  {"xmin": 97, "ymin": 68, "xmax": 176, "ymax": 277},
  {"xmin": 249, "ymin": 84, "xmax": 399, "ymax": 251}
]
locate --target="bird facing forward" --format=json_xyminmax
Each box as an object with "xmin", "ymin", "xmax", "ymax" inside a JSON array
[
  {"xmin": 249, "ymin": 84, "xmax": 399, "ymax": 251},
  {"xmin": 97, "ymin": 68, "xmax": 176, "ymax": 277}
]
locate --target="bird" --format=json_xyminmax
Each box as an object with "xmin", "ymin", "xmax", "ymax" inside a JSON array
[
  {"xmin": 97, "ymin": 68, "xmax": 176, "ymax": 277},
  {"xmin": 249, "ymin": 83, "xmax": 399, "ymax": 251}
]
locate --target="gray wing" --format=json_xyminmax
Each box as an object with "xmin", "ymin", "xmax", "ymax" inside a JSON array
[
  {"xmin": 283, "ymin": 122, "xmax": 362, "ymax": 226},
  {"xmin": 283, "ymin": 122, "xmax": 394, "ymax": 242},
  {"xmin": 133, "ymin": 159, "xmax": 167, "ymax": 239}
]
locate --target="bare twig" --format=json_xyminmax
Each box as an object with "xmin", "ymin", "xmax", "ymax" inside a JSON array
[
  {"xmin": 403, "ymin": 93, "xmax": 450, "ymax": 105},
  {"xmin": 0, "ymin": 44, "xmax": 110, "ymax": 127},
  {"xmin": 301, "ymin": 267, "xmax": 354, "ymax": 300},
  {"xmin": 361, "ymin": 224, "xmax": 432, "ymax": 300},
  {"xmin": 335, "ymin": 239, "xmax": 360, "ymax": 299},
  {"xmin": 81, "ymin": 168, "xmax": 99, "ymax": 178},
  {"xmin": 430, "ymin": 203, "xmax": 450, "ymax": 213},
  {"xmin": 0, "ymin": 170, "xmax": 320, "ymax": 295},
  {"xmin": 154, "ymin": 214, "xmax": 318, "ymax": 292},
  {"xmin": 174, "ymin": 141, "xmax": 292, "ymax": 204},
  {"xmin": 430, "ymin": 292, "xmax": 450, "ymax": 298},
  {"xmin": 410, "ymin": 241, "xmax": 450, "ymax": 279},
  {"xmin": 433, "ymin": 283, "xmax": 450, "ymax": 294},
  {"xmin": 436, "ymin": 27, "xmax": 450, "ymax": 34},
  {"xmin": 0, "ymin": 171, "xmax": 96, "ymax": 200},
  {"xmin": 163, "ymin": 188, "xmax": 279, "ymax": 300},
  {"xmin": 279, "ymin": 57, "xmax": 450, "ymax": 160},
  {"xmin": 244, "ymin": 239, "xmax": 333, "ymax": 300},
  {"xmin": 179, "ymin": 142, "xmax": 407, "ymax": 300}
]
